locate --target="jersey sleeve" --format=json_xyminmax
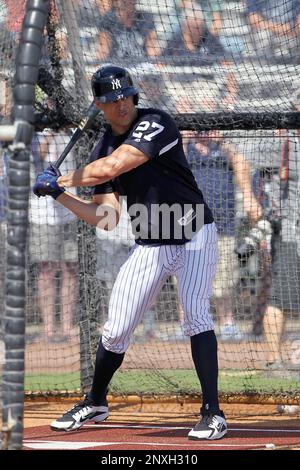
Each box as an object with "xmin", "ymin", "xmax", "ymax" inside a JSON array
[{"xmin": 124, "ymin": 111, "xmax": 180, "ymax": 159}]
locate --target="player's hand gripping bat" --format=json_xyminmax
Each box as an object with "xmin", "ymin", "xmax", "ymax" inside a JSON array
[{"xmin": 33, "ymin": 102, "xmax": 100, "ymax": 197}]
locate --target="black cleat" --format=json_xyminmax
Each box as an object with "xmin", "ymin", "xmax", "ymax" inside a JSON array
[
  {"xmin": 50, "ymin": 396, "xmax": 109, "ymax": 432},
  {"xmin": 188, "ymin": 410, "xmax": 227, "ymax": 440}
]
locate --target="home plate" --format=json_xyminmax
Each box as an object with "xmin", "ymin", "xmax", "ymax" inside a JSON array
[{"xmin": 23, "ymin": 440, "xmax": 114, "ymax": 450}]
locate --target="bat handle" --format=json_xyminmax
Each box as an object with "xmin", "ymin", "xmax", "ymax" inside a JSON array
[
  {"xmin": 52, "ymin": 151, "xmax": 68, "ymax": 169},
  {"xmin": 51, "ymin": 102, "xmax": 100, "ymax": 169},
  {"xmin": 53, "ymin": 128, "xmax": 81, "ymax": 169}
]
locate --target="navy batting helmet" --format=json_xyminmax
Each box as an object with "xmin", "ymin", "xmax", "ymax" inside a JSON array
[{"xmin": 91, "ymin": 64, "xmax": 139, "ymax": 104}]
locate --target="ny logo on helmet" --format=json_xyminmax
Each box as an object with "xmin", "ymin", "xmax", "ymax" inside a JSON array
[{"xmin": 111, "ymin": 79, "xmax": 121, "ymax": 90}]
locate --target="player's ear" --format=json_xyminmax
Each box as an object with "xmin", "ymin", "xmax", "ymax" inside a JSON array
[{"xmin": 94, "ymin": 100, "xmax": 105, "ymax": 111}]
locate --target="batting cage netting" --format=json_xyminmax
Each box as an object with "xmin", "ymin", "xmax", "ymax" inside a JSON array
[{"xmin": 1, "ymin": 0, "xmax": 300, "ymax": 414}]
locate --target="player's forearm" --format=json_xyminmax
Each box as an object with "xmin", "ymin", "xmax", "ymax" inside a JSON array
[
  {"xmin": 230, "ymin": 155, "xmax": 255, "ymax": 205},
  {"xmin": 210, "ymin": 11, "xmax": 222, "ymax": 36},
  {"xmin": 232, "ymin": 160, "xmax": 262, "ymax": 221},
  {"xmin": 57, "ymin": 169, "xmax": 108, "ymax": 188},
  {"xmin": 248, "ymin": 13, "xmax": 270, "ymax": 31},
  {"xmin": 249, "ymin": 12, "xmax": 292, "ymax": 36},
  {"xmin": 234, "ymin": 166, "xmax": 253, "ymax": 201},
  {"xmin": 57, "ymin": 157, "xmax": 118, "ymax": 188},
  {"xmin": 235, "ymin": 164, "xmax": 251, "ymax": 192},
  {"xmin": 56, "ymin": 192, "xmax": 119, "ymax": 229}
]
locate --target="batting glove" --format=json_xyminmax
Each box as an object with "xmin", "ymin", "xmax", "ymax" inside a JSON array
[
  {"xmin": 33, "ymin": 168, "xmax": 65, "ymax": 200},
  {"xmin": 44, "ymin": 164, "xmax": 62, "ymax": 178}
]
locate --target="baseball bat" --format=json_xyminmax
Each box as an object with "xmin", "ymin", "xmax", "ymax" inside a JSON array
[{"xmin": 52, "ymin": 102, "xmax": 100, "ymax": 169}]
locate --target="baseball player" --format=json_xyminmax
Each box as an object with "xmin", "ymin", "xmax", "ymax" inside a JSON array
[{"xmin": 33, "ymin": 64, "xmax": 227, "ymax": 440}]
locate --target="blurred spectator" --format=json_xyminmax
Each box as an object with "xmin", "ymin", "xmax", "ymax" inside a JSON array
[
  {"xmin": 229, "ymin": 131, "xmax": 283, "ymax": 339},
  {"xmin": 163, "ymin": 1, "xmax": 224, "ymax": 63},
  {"xmin": 137, "ymin": 74, "xmax": 168, "ymax": 109},
  {"xmin": 99, "ymin": 0, "xmax": 161, "ymax": 63},
  {"xmin": 261, "ymin": 116, "xmax": 300, "ymax": 368},
  {"xmin": 1, "ymin": 0, "xmax": 26, "ymax": 61},
  {"xmin": 184, "ymin": 128, "xmax": 262, "ymax": 340},
  {"xmin": 245, "ymin": 0, "xmax": 300, "ymax": 61},
  {"xmin": 230, "ymin": 108, "xmax": 300, "ymax": 362},
  {"xmin": 72, "ymin": 0, "xmax": 113, "ymax": 61},
  {"xmin": 162, "ymin": 5, "xmax": 238, "ymax": 111},
  {"xmin": 28, "ymin": 132, "xmax": 78, "ymax": 343},
  {"xmin": 0, "ymin": 0, "xmax": 63, "ymax": 65},
  {"xmin": 45, "ymin": 0, "xmax": 70, "ymax": 62},
  {"xmin": 152, "ymin": 0, "xmax": 181, "ymax": 49},
  {"xmin": 3, "ymin": 0, "xmax": 26, "ymax": 38},
  {"xmin": 178, "ymin": 1, "xmax": 224, "ymax": 41},
  {"xmin": 1, "ymin": 0, "xmax": 69, "ymax": 66},
  {"xmin": 197, "ymin": 0, "xmax": 247, "ymax": 59}
]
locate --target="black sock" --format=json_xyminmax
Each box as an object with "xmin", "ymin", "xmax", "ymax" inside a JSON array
[
  {"xmin": 190, "ymin": 330, "xmax": 220, "ymax": 414},
  {"xmin": 89, "ymin": 339, "xmax": 125, "ymax": 405}
]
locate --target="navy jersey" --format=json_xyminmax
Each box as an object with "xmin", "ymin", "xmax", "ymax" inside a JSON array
[{"xmin": 91, "ymin": 108, "xmax": 214, "ymax": 245}]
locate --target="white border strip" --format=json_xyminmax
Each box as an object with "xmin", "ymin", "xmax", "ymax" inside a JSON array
[{"xmin": 22, "ymin": 439, "xmax": 273, "ymax": 450}]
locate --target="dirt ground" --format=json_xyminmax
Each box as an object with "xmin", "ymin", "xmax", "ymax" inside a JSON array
[{"xmin": 16, "ymin": 399, "xmax": 300, "ymax": 450}]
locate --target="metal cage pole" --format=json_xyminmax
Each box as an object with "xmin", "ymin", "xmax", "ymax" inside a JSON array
[{"xmin": 1, "ymin": 0, "xmax": 50, "ymax": 450}]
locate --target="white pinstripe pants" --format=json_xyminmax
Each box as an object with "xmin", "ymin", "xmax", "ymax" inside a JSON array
[{"xmin": 102, "ymin": 222, "xmax": 219, "ymax": 353}]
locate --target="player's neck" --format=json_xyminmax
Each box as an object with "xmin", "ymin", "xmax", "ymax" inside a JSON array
[
  {"xmin": 110, "ymin": 109, "xmax": 138, "ymax": 136},
  {"xmin": 110, "ymin": 124, "xmax": 130, "ymax": 136}
]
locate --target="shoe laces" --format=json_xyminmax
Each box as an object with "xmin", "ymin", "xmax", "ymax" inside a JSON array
[
  {"xmin": 200, "ymin": 413, "xmax": 224, "ymax": 430},
  {"xmin": 201, "ymin": 413, "xmax": 214, "ymax": 424},
  {"xmin": 210, "ymin": 415, "xmax": 221, "ymax": 427},
  {"xmin": 66, "ymin": 396, "xmax": 93, "ymax": 414}
]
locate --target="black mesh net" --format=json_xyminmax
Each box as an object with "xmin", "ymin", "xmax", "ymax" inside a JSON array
[{"xmin": 1, "ymin": 0, "xmax": 300, "ymax": 401}]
